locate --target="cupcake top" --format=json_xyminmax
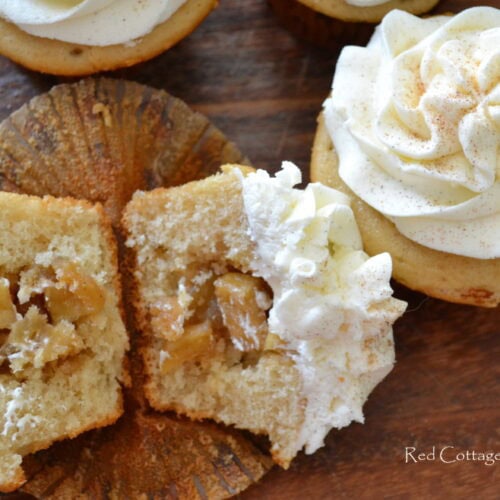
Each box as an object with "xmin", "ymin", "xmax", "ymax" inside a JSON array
[
  {"xmin": 0, "ymin": 0, "xmax": 187, "ymax": 46},
  {"xmin": 324, "ymin": 7, "xmax": 500, "ymax": 259}
]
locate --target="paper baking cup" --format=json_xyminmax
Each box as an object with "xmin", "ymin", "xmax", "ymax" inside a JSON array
[
  {"xmin": 296, "ymin": 0, "xmax": 440, "ymax": 22},
  {"xmin": 0, "ymin": 78, "xmax": 247, "ymax": 226},
  {"xmin": 268, "ymin": 0, "xmax": 374, "ymax": 50},
  {"xmin": 268, "ymin": 0, "xmax": 441, "ymax": 50}
]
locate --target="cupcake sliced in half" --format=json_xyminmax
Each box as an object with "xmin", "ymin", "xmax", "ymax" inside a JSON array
[
  {"xmin": 313, "ymin": 7, "xmax": 500, "ymax": 307},
  {"xmin": 0, "ymin": 193, "xmax": 129, "ymax": 493},
  {"xmin": 123, "ymin": 163, "xmax": 406, "ymax": 467},
  {"xmin": 0, "ymin": 0, "xmax": 217, "ymax": 75}
]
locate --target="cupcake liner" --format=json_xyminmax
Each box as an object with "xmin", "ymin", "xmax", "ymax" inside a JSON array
[
  {"xmin": 311, "ymin": 112, "xmax": 500, "ymax": 308},
  {"xmin": 0, "ymin": 0, "xmax": 218, "ymax": 76},
  {"xmin": 0, "ymin": 78, "xmax": 248, "ymax": 226},
  {"xmin": 0, "ymin": 78, "xmax": 269, "ymax": 498},
  {"xmin": 297, "ymin": 0, "xmax": 441, "ymax": 22},
  {"xmin": 268, "ymin": 0, "xmax": 374, "ymax": 50},
  {"xmin": 268, "ymin": 0, "xmax": 442, "ymax": 50},
  {"xmin": 20, "ymin": 410, "xmax": 270, "ymax": 499}
]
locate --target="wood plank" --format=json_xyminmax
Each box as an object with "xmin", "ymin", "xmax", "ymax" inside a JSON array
[{"xmin": 0, "ymin": 0, "xmax": 498, "ymax": 497}]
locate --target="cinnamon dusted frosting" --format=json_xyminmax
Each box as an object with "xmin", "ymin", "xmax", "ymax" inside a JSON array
[
  {"xmin": 240, "ymin": 163, "xmax": 406, "ymax": 454},
  {"xmin": 324, "ymin": 7, "xmax": 500, "ymax": 259},
  {"xmin": 0, "ymin": 0, "xmax": 187, "ymax": 46}
]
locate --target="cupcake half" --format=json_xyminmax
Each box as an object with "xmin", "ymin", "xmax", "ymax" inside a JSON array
[
  {"xmin": 0, "ymin": 193, "xmax": 129, "ymax": 492},
  {"xmin": 123, "ymin": 162, "xmax": 407, "ymax": 467},
  {"xmin": 312, "ymin": 7, "xmax": 500, "ymax": 307},
  {"xmin": 0, "ymin": 0, "xmax": 217, "ymax": 75}
]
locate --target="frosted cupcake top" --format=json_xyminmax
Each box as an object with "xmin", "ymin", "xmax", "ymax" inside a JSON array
[
  {"xmin": 324, "ymin": 7, "xmax": 500, "ymax": 259},
  {"xmin": 0, "ymin": 0, "xmax": 187, "ymax": 46}
]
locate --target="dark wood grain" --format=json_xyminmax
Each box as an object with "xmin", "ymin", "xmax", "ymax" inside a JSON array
[{"xmin": 0, "ymin": 0, "xmax": 498, "ymax": 498}]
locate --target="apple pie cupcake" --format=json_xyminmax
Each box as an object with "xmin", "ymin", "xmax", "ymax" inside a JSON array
[
  {"xmin": 268, "ymin": 0, "xmax": 440, "ymax": 49},
  {"xmin": 312, "ymin": 7, "xmax": 500, "ymax": 307},
  {"xmin": 123, "ymin": 162, "xmax": 407, "ymax": 467},
  {"xmin": 0, "ymin": 0, "xmax": 217, "ymax": 75}
]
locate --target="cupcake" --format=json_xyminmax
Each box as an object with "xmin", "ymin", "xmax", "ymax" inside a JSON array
[
  {"xmin": 312, "ymin": 7, "xmax": 500, "ymax": 307},
  {"xmin": 0, "ymin": 0, "xmax": 217, "ymax": 75},
  {"xmin": 268, "ymin": 0, "xmax": 440, "ymax": 49}
]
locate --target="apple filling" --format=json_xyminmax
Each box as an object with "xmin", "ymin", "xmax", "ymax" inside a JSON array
[
  {"xmin": 0, "ymin": 260, "xmax": 105, "ymax": 376},
  {"xmin": 148, "ymin": 266, "xmax": 279, "ymax": 374}
]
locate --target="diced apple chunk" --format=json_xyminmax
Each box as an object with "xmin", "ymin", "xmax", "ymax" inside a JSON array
[
  {"xmin": 5, "ymin": 306, "xmax": 84, "ymax": 372},
  {"xmin": 46, "ymin": 261, "xmax": 105, "ymax": 323},
  {"xmin": 263, "ymin": 332, "xmax": 284, "ymax": 351},
  {"xmin": 0, "ymin": 278, "xmax": 16, "ymax": 329},
  {"xmin": 150, "ymin": 297, "xmax": 185, "ymax": 340},
  {"xmin": 214, "ymin": 273, "xmax": 271, "ymax": 352},
  {"xmin": 161, "ymin": 320, "xmax": 215, "ymax": 374}
]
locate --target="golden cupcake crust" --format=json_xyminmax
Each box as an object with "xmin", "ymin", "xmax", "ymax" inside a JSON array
[
  {"xmin": 0, "ymin": 0, "xmax": 217, "ymax": 76},
  {"xmin": 311, "ymin": 113, "xmax": 500, "ymax": 308}
]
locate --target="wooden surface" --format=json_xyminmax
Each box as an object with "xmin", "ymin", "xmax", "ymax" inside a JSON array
[{"xmin": 0, "ymin": 0, "xmax": 498, "ymax": 498}]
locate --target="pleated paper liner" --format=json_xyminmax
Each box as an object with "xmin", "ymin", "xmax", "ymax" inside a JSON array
[
  {"xmin": 267, "ymin": 0, "xmax": 373, "ymax": 51},
  {"xmin": 19, "ymin": 412, "xmax": 269, "ymax": 499},
  {"xmin": 310, "ymin": 113, "xmax": 500, "ymax": 308},
  {"xmin": 0, "ymin": 78, "xmax": 271, "ymax": 499},
  {"xmin": 0, "ymin": 78, "xmax": 246, "ymax": 225},
  {"xmin": 0, "ymin": 0, "xmax": 217, "ymax": 76},
  {"xmin": 267, "ymin": 0, "xmax": 441, "ymax": 51}
]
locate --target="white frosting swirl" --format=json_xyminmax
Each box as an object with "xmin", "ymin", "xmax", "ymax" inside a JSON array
[
  {"xmin": 0, "ymin": 0, "xmax": 187, "ymax": 46},
  {"xmin": 324, "ymin": 8, "xmax": 500, "ymax": 259},
  {"xmin": 241, "ymin": 162, "xmax": 406, "ymax": 455}
]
